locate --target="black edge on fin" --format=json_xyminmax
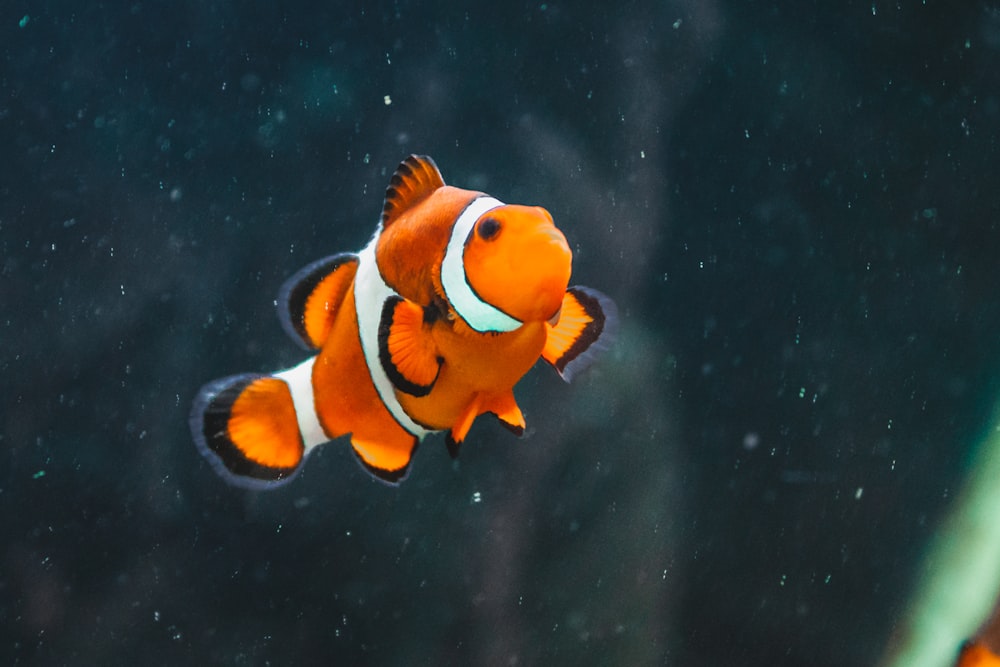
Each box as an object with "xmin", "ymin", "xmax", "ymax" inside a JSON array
[
  {"xmin": 277, "ymin": 252, "xmax": 358, "ymax": 351},
  {"xmin": 377, "ymin": 296, "xmax": 440, "ymax": 397},
  {"xmin": 553, "ymin": 286, "xmax": 620, "ymax": 383},
  {"xmin": 352, "ymin": 439, "xmax": 420, "ymax": 486},
  {"xmin": 190, "ymin": 373, "xmax": 303, "ymax": 491},
  {"xmin": 493, "ymin": 415, "xmax": 525, "ymax": 437},
  {"xmin": 446, "ymin": 434, "xmax": 461, "ymax": 460}
]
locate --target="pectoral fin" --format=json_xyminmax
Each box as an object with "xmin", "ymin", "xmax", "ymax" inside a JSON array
[
  {"xmin": 542, "ymin": 286, "xmax": 619, "ymax": 382},
  {"xmin": 378, "ymin": 296, "xmax": 441, "ymax": 396}
]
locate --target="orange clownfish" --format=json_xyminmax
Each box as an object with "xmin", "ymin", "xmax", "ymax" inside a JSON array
[
  {"xmin": 957, "ymin": 642, "xmax": 1000, "ymax": 667},
  {"xmin": 190, "ymin": 155, "xmax": 617, "ymax": 487}
]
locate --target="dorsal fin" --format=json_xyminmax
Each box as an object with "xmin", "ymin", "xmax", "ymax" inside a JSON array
[
  {"xmin": 278, "ymin": 253, "xmax": 359, "ymax": 351},
  {"xmin": 381, "ymin": 155, "xmax": 446, "ymax": 227}
]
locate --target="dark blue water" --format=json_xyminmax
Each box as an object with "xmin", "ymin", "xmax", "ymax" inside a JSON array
[{"xmin": 4, "ymin": 2, "xmax": 999, "ymax": 665}]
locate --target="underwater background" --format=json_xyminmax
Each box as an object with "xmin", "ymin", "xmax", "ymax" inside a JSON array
[{"xmin": 4, "ymin": 1, "xmax": 1000, "ymax": 665}]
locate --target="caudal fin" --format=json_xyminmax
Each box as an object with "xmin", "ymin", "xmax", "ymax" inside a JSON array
[{"xmin": 191, "ymin": 369, "xmax": 316, "ymax": 490}]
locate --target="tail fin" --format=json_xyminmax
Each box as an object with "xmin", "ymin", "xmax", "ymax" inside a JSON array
[{"xmin": 191, "ymin": 363, "xmax": 321, "ymax": 490}]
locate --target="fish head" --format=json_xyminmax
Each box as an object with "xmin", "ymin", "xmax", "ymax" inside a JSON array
[{"xmin": 461, "ymin": 204, "xmax": 572, "ymax": 325}]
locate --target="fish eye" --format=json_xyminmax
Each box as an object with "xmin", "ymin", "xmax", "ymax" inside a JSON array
[{"xmin": 477, "ymin": 217, "xmax": 501, "ymax": 241}]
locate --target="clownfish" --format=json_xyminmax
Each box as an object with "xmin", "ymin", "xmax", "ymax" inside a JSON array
[
  {"xmin": 957, "ymin": 642, "xmax": 1000, "ymax": 667},
  {"xmin": 190, "ymin": 155, "xmax": 617, "ymax": 487}
]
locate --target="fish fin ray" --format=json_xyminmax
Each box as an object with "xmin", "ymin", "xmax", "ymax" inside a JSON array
[
  {"xmin": 278, "ymin": 253, "xmax": 359, "ymax": 350},
  {"xmin": 381, "ymin": 155, "xmax": 446, "ymax": 228},
  {"xmin": 542, "ymin": 286, "xmax": 619, "ymax": 382},
  {"xmin": 190, "ymin": 373, "xmax": 308, "ymax": 490},
  {"xmin": 378, "ymin": 296, "xmax": 441, "ymax": 396}
]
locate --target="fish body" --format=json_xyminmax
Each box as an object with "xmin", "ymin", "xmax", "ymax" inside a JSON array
[{"xmin": 191, "ymin": 155, "xmax": 617, "ymax": 486}]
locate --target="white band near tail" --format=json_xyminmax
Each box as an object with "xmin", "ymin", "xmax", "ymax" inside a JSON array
[
  {"xmin": 441, "ymin": 196, "xmax": 523, "ymax": 333},
  {"xmin": 354, "ymin": 236, "xmax": 432, "ymax": 439},
  {"xmin": 274, "ymin": 357, "xmax": 328, "ymax": 449}
]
